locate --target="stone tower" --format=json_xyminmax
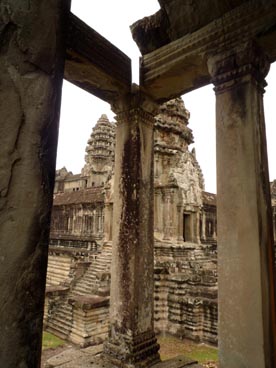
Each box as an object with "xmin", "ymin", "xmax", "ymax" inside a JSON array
[
  {"xmin": 154, "ymin": 98, "xmax": 204, "ymax": 243},
  {"xmin": 82, "ymin": 114, "xmax": 116, "ymax": 187}
]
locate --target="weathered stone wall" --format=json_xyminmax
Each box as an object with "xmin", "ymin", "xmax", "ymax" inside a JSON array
[{"xmin": 154, "ymin": 242, "xmax": 217, "ymax": 344}]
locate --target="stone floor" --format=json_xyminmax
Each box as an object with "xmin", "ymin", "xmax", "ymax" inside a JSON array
[{"xmin": 45, "ymin": 345, "xmax": 202, "ymax": 368}]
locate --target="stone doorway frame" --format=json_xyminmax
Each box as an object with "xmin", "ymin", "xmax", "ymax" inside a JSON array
[{"xmin": 1, "ymin": 2, "xmax": 276, "ymax": 367}]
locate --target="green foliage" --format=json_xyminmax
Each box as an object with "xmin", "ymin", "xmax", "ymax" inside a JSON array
[
  {"xmin": 158, "ymin": 335, "xmax": 218, "ymax": 364},
  {"xmin": 42, "ymin": 332, "xmax": 65, "ymax": 351}
]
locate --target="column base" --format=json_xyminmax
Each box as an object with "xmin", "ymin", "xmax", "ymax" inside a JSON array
[{"xmin": 103, "ymin": 330, "xmax": 160, "ymax": 368}]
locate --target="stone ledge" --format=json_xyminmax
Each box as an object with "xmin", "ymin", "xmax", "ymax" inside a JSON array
[
  {"xmin": 46, "ymin": 286, "xmax": 70, "ymax": 296},
  {"xmin": 68, "ymin": 295, "xmax": 110, "ymax": 310}
]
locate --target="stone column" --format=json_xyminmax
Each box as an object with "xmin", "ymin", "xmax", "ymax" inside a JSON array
[
  {"xmin": 93, "ymin": 209, "xmax": 97, "ymax": 235},
  {"xmin": 154, "ymin": 191, "xmax": 159, "ymax": 233},
  {"xmin": 163, "ymin": 189, "xmax": 172, "ymax": 240},
  {"xmin": 109, "ymin": 204, "xmax": 113, "ymax": 241},
  {"xmin": 194, "ymin": 210, "xmax": 201, "ymax": 244},
  {"xmin": 201, "ymin": 211, "xmax": 206, "ymax": 240},
  {"xmin": 0, "ymin": 1, "xmax": 70, "ymax": 367},
  {"xmin": 177, "ymin": 204, "xmax": 184, "ymax": 242},
  {"xmin": 98, "ymin": 207, "xmax": 103, "ymax": 234},
  {"xmin": 208, "ymin": 42, "xmax": 276, "ymax": 368},
  {"xmin": 154, "ymin": 188, "xmax": 163, "ymax": 235},
  {"xmin": 103, "ymin": 88, "xmax": 160, "ymax": 367}
]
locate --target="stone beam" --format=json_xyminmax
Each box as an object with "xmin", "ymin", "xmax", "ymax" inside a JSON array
[
  {"xmin": 65, "ymin": 13, "xmax": 132, "ymax": 103},
  {"xmin": 140, "ymin": 1, "xmax": 276, "ymax": 102}
]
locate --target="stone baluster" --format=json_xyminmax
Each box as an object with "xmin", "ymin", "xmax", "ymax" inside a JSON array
[
  {"xmin": 103, "ymin": 87, "xmax": 160, "ymax": 367},
  {"xmin": 0, "ymin": 1, "xmax": 70, "ymax": 366},
  {"xmin": 208, "ymin": 42, "xmax": 276, "ymax": 368}
]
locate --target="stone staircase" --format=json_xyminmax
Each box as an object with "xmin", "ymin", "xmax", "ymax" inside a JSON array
[
  {"xmin": 72, "ymin": 242, "xmax": 112, "ymax": 296},
  {"xmin": 45, "ymin": 242, "xmax": 113, "ymax": 344},
  {"xmin": 46, "ymin": 254, "xmax": 72, "ymax": 287},
  {"xmin": 46, "ymin": 301, "xmax": 74, "ymax": 340}
]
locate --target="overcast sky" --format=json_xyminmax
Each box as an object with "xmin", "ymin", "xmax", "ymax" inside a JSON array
[{"xmin": 56, "ymin": 0, "xmax": 276, "ymax": 194}]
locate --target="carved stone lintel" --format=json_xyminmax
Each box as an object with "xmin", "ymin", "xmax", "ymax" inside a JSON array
[
  {"xmin": 139, "ymin": 2, "xmax": 276, "ymax": 101},
  {"xmin": 207, "ymin": 42, "xmax": 270, "ymax": 94},
  {"xmin": 116, "ymin": 107, "xmax": 156, "ymax": 130}
]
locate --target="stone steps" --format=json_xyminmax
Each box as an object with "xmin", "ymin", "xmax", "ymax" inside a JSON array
[
  {"xmin": 46, "ymin": 255, "xmax": 72, "ymax": 286},
  {"xmin": 71, "ymin": 243, "xmax": 112, "ymax": 296},
  {"xmin": 46, "ymin": 303, "xmax": 73, "ymax": 340},
  {"xmin": 46, "ymin": 243, "xmax": 113, "ymax": 343}
]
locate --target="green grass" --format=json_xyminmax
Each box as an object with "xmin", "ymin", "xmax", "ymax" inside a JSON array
[
  {"xmin": 42, "ymin": 332, "xmax": 218, "ymax": 364},
  {"xmin": 158, "ymin": 335, "xmax": 218, "ymax": 364},
  {"xmin": 42, "ymin": 332, "xmax": 65, "ymax": 351}
]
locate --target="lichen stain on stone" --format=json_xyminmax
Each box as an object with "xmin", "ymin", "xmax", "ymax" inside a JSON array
[{"xmin": 117, "ymin": 123, "xmax": 141, "ymax": 328}]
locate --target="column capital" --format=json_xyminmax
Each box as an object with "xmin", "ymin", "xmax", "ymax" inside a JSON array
[
  {"xmin": 111, "ymin": 84, "xmax": 159, "ymax": 123},
  {"xmin": 207, "ymin": 42, "xmax": 270, "ymax": 93}
]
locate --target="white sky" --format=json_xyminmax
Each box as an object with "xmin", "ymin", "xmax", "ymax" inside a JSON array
[{"xmin": 56, "ymin": 0, "xmax": 276, "ymax": 194}]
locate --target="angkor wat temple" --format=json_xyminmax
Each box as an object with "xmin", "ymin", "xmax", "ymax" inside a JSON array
[
  {"xmin": 44, "ymin": 98, "xmax": 219, "ymax": 347},
  {"xmin": 45, "ymin": 96, "xmax": 276, "ymax": 352}
]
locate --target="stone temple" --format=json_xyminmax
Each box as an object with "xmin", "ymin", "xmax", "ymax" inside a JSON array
[
  {"xmin": 44, "ymin": 98, "xmax": 217, "ymax": 348},
  {"xmin": 1, "ymin": 2, "xmax": 276, "ymax": 367}
]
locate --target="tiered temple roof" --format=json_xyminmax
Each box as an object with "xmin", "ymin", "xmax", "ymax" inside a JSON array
[{"xmin": 82, "ymin": 114, "xmax": 116, "ymax": 185}]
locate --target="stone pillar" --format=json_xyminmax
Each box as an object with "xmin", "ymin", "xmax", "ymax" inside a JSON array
[
  {"xmin": 194, "ymin": 210, "xmax": 201, "ymax": 244},
  {"xmin": 154, "ymin": 191, "xmax": 159, "ymax": 233},
  {"xmin": 93, "ymin": 209, "xmax": 97, "ymax": 235},
  {"xmin": 163, "ymin": 189, "xmax": 172, "ymax": 240},
  {"xmin": 98, "ymin": 208, "xmax": 103, "ymax": 234},
  {"xmin": 0, "ymin": 1, "xmax": 70, "ymax": 367},
  {"xmin": 208, "ymin": 42, "xmax": 276, "ymax": 368},
  {"xmin": 154, "ymin": 188, "xmax": 163, "ymax": 236},
  {"xmin": 103, "ymin": 88, "xmax": 160, "ymax": 367},
  {"xmin": 177, "ymin": 204, "xmax": 184, "ymax": 242},
  {"xmin": 201, "ymin": 211, "xmax": 206, "ymax": 240},
  {"xmin": 170, "ymin": 190, "xmax": 178, "ymax": 241}
]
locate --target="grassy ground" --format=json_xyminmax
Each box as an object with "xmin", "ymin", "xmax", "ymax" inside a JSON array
[
  {"xmin": 42, "ymin": 332, "xmax": 65, "ymax": 351},
  {"xmin": 158, "ymin": 335, "xmax": 218, "ymax": 364},
  {"xmin": 42, "ymin": 332, "xmax": 217, "ymax": 366}
]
